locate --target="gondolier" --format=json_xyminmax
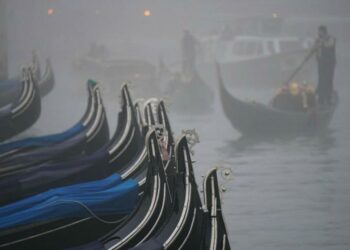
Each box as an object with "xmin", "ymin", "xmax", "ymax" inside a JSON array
[
  {"xmin": 316, "ymin": 25, "xmax": 336, "ymax": 105},
  {"xmin": 181, "ymin": 29, "xmax": 197, "ymax": 77}
]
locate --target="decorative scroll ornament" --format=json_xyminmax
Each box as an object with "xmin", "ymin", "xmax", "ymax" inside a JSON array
[
  {"xmin": 181, "ymin": 129, "xmax": 200, "ymax": 155},
  {"xmin": 216, "ymin": 165, "xmax": 234, "ymax": 194},
  {"xmin": 161, "ymin": 96, "xmax": 172, "ymax": 109}
]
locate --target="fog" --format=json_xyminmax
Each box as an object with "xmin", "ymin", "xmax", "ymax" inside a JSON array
[{"xmin": 2, "ymin": 0, "xmax": 350, "ymax": 249}]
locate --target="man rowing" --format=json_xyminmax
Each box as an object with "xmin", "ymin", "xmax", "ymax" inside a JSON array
[{"xmin": 316, "ymin": 25, "xmax": 336, "ymax": 105}]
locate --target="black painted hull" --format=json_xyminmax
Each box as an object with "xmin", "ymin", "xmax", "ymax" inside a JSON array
[
  {"xmin": 218, "ymin": 65, "xmax": 338, "ymax": 137},
  {"xmin": 0, "ymin": 70, "xmax": 41, "ymax": 142}
]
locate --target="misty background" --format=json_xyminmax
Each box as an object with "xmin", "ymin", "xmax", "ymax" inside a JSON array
[{"xmin": 3, "ymin": 0, "xmax": 350, "ymax": 249}]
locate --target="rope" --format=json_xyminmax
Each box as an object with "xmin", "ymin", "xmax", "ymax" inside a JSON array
[
  {"xmin": 44, "ymin": 199, "xmax": 128, "ymax": 225},
  {"xmin": 283, "ymin": 41, "xmax": 319, "ymax": 86}
]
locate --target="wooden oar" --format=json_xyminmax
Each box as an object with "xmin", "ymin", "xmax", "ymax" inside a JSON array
[{"xmin": 282, "ymin": 42, "xmax": 319, "ymax": 86}]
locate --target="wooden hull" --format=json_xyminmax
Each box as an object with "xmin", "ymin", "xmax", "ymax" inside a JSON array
[
  {"xmin": 0, "ymin": 55, "xmax": 54, "ymax": 107},
  {"xmin": 165, "ymin": 73, "xmax": 214, "ymax": 115},
  {"xmin": 0, "ymin": 84, "xmax": 110, "ymax": 177},
  {"xmin": 38, "ymin": 58, "xmax": 55, "ymax": 97},
  {"xmin": 203, "ymin": 168, "xmax": 231, "ymax": 250},
  {"xmin": 0, "ymin": 69, "xmax": 41, "ymax": 142},
  {"xmin": 218, "ymin": 65, "xmax": 338, "ymax": 137}
]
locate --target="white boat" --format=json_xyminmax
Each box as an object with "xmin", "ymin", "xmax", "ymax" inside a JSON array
[{"xmin": 198, "ymin": 35, "xmax": 315, "ymax": 88}]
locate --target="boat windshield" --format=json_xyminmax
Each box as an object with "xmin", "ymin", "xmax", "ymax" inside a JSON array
[
  {"xmin": 232, "ymin": 40, "xmax": 263, "ymax": 57},
  {"xmin": 279, "ymin": 40, "xmax": 303, "ymax": 53}
]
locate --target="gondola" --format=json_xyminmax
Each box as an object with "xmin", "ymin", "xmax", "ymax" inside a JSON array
[
  {"xmin": 64, "ymin": 104, "xmax": 176, "ymax": 250},
  {"xmin": 0, "ymin": 130, "xmax": 164, "ymax": 250},
  {"xmin": 203, "ymin": 168, "xmax": 231, "ymax": 250},
  {"xmin": 95, "ymin": 129, "xmax": 174, "ymax": 250},
  {"xmin": 0, "ymin": 54, "xmax": 40, "ymax": 107},
  {"xmin": 0, "ymin": 79, "xmax": 97, "ymax": 161},
  {"xmin": 121, "ymin": 97, "xmax": 176, "ymax": 184},
  {"xmin": 68, "ymin": 129, "xmax": 175, "ymax": 250},
  {"xmin": 0, "ymin": 84, "xmax": 145, "ymax": 205},
  {"xmin": 217, "ymin": 63, "xmax": 339, "ymax": 136},
  {"xmin": 28, "ymin": 51, "xmax": 55, "ymax": 97},
  {"xmin": 134, "ymin": 139, "xmax": 232, "ymax": 250},
  {"xmin": 0, "ymin": 52, "xmax": 54, "ymax": 107},
  {"xmin": 0, "ymin": 80, "xmax": 109, "ymax": 177},
  {"xmin": 37, "ymin": 58, "xmax": 55, "ymax": 97},
  {"xmin": 131, "ymin": 135, "xmax": 207, "ymax": 250},
  {"xmin": 164, "ymin": 70, "xmax": 214, "ymax": 115},
  {"xmin": 0, "ymin": 174, "xmax": 139, "ymax": 250},
  {"xmin": 0, "ymin": 68, "xmax": 41, "ymax": 142}
]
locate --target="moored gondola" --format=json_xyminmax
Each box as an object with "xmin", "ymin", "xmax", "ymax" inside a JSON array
[
  {"xmin": 0, "ymin": 79, "xmax": 96, "ymax": 161},
  {"xmin": 99, "ymin": 130, "xmax": 174, "ymax": 249},
  {"xmin": 217, "ymin": 63, "xmax": 338, "ymax": 136},
  {"xmin": 0, "ymin": 174, "xmax": 140, "ymax": 250},
  {"xmin": 164, "ymin": 70, "xmax": 214, "ymax": 115},
  {"xmin": 0, "ymin": 52, "xmax": 54, "ymax": 107},
  {"xmin": 0, "ymin": 84, "xmax": 145, "ymax": 205},
  {"xmin": 134, "ymin": 138, "xmax": 233, "ymax": 250},
  {"xmin": 131, "ymin": 135, "xmax": 206, "ymax": 250},
  {"xmin": 37, "ymin": 58, "xmax": 55, "ymax": 97},
  {"xmin": 0, "ymin": 129, "xmax": 168, "ymax": 250},
  {"xmin": 0, "ymin": 68, "xmax": 41, "ymax": 142},
  {"xmin": 0, "ymin": 80, "xmax": 109, "ymax": 177},
  {"xmin": 203, "ymin": 168, "xmax": 231, "ymax": 250}
]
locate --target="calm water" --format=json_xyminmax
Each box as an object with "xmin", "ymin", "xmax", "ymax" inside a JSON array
[{"xmin": 169, "ymin": 65, "xmax": 350, "ymax": 249}]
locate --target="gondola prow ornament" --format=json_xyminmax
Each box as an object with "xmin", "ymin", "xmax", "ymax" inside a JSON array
[{"xmin": 181, "ymin": 129, "xmax": 200, "ymax": 155}]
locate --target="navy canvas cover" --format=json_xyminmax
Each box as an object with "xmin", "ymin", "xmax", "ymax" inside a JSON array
[
  {"xmin": 0, "ymin": 174, "xmax": 138, "ymax": 230},
  {"xmin": 0, "ymin": 148, "xmax": 110, "ymax": 204},
  {"xmin": 0, "ymin": 123, "xmax": 84, "ymax": 154},
  {"xmin": 0, "ymin": 132, "xmax": 87, "ymax": 166},
  {"xmin": 0, "ymin": 80, "xmax": 21, "ymax": 101}
]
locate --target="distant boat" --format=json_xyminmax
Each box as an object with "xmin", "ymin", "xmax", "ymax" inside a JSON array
[
  {"xmin": 73, "ymin": 52, "xmax": 159, "ymax": 98},
  {"xmin": 0, "ymin": 68, "xmax": 41, "ymax": 142},
  {"xmin": 0, "ymin": 53, "xmax": 55, "ymax": 107},
  {"xmin": 199, "ymin": 35, "xmax": 314, "ymax": 88},
  {"xmin": 163, "ymin": 71, "xmax": 214, "ymax": 115},
  {"xmin": 217, "ymin": 64, "xmax": 338, "ymax": 137}
]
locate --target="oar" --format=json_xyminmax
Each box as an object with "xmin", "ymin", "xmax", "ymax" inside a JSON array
[{"xmin": 282, "ymin": 42, "xmax": 319, "ymax": 86}]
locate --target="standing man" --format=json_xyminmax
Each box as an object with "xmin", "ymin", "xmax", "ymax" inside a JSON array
[
  {"xmin": 316, "ymin": 25, "xmax": 336, "ymax": 105},
  {"xmin": 181, "ymin": 29, "xmax": 197, "ymax": 77}
]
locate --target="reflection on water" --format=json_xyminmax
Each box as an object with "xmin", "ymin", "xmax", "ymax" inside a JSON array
[
  {"xmin": 212, "ymin": 126, "xmax": 348, "ymax": 250},
  {"xmin": 170, "ymin": 92, "xmax": 349, "ymax": 250},
  {"xmin": 224, "ymin": 129, "xmax": 337, "ymax": 155}
]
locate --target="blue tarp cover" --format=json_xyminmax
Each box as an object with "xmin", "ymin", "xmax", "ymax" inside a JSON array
[
  {"xmin": 0, "ymin": 79, "xmax": 21, "ymax": 92},
  {"xmin": 0, "ymin": 123, "xmax": 84, "ymax": 154},
  {"xmin": 0, "ymin": 148, "xmax": 110, "ymax": 204},
  {"xmin": 0, "ymin": 132, "xmax": 87, "ymax": 166},
  {"xmin": 0, "ymin": 174, "xmax": 138, "ymax": 230}
]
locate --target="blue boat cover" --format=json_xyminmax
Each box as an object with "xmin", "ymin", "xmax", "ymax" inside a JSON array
[
  {"xmin": 0, "ymin": 104, "xmax": 12, "ymax": 119},
  {"xmin": 0, "ymin": 174, "xmax": 138, "ymax": 230},
  {"xmin": 0, "ymin": 123, "xmax": 84, "ymax": 154},
  {"xmin": 0, "ymin": 80, "xmax": 22, "ymax": 107},
  {"xmin": 0, "ymin": 148, "xmax": 110, "ymax": 205},
  {"xmin": 0, "ymin": 132, "xmax": 88, "ymax": 166},
  {"xmin": 0, "ymin": 79, "xmax": 21, "ymax": 92}
]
